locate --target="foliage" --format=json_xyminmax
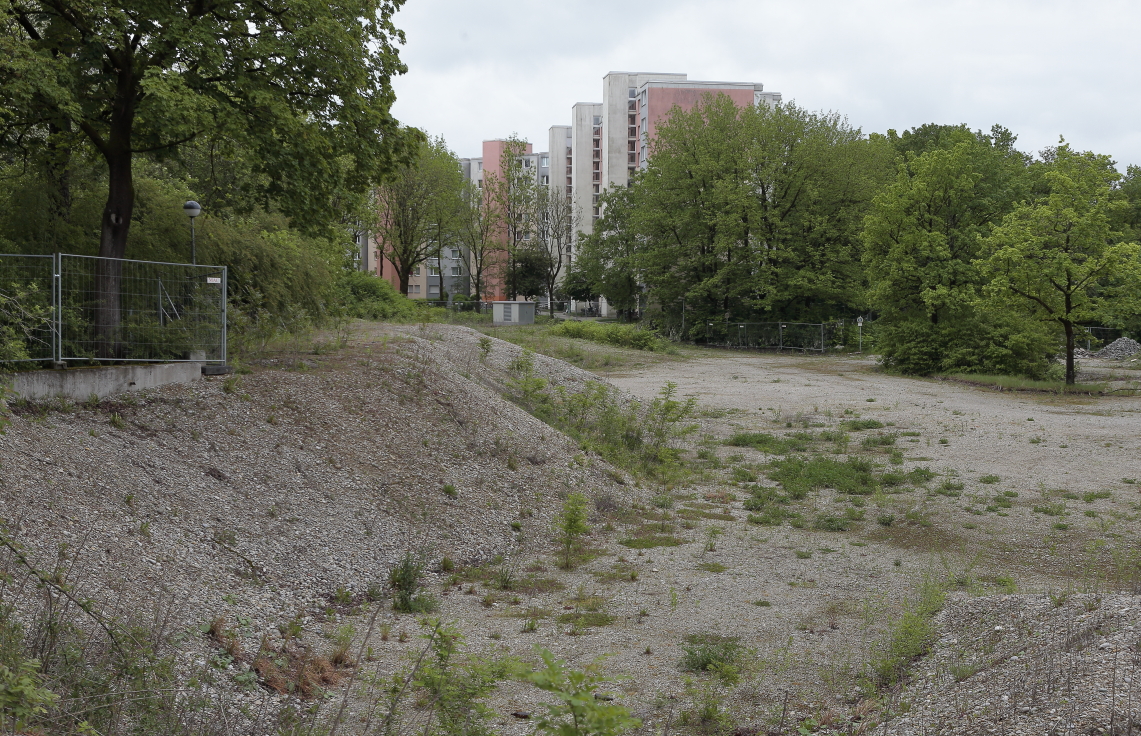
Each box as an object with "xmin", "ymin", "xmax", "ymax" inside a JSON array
[
  {"xmin": 388, "ymin": 552, "xmax": 438, "ymax": 613},
  {"xmin": 679, "ymin": 634, "xmax": 744, "ymax": 677},
  {"xmin": 0, "ymin": 279, "xmax": 52, "ymax": 362},
  {"xmin": 522, "ymin": 647, "xmax": 641, "ymax": 736},
  {"xmin": 335, "ymin": 270, "xmax": 418, "ymax": 320},
  {"xmin": 0, "ymin": 658, "xmax": 58, "ymax": 732},
  {"xmin": 577, "ymin": 95, "xmax": 896, "ymax": 336},
  {"xmin": 0, "ymin": 0, "xmax": 417, "ymax": 260},
  {"xmin": 868, "ymin": 577, "xmax": 947, "ymax": 687},
  {"xmin": 507, "ymin": 355, "xmax": 697, "ymax": 478},
  {"xmin": 548, "ymin": 321, "xmax": 672, "ymax": 352},
  {"xmin": 410, "ymin": 620, "xmax": 515, "ymax": 736},
  {"xmin": 374, "ymin": 137, "xmax": 465, "ymax": 296},
  {"xmin": 862, "ymin": 126, "xmax": 1055, "ymax": 377},
  {"xmin": 555, "ymin": 494, "xmax": 591, "ymax": 569},
  {"xmin": 767, "ymin": 456, "xmax": 878, "ymax": 498},
  {"xmin": 980, "ymin": 142, "xmax": 1141, "ymax": 383}
]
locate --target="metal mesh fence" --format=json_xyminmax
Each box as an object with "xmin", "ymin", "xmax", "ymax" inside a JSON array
[
  {"xmin": 701, "ymin": 321, "xmax": 832, "ymax": 352},
  {"xmin": 0, "ymin": 253, "xmax": 226, "ymax": 364},
  {"xmin": 1082, "ymin": 326, "xmax": 1122, "ymax": 351},
  {"xmin": 0, "ymin": 254, "xmax": 55, "ymax": 362}
]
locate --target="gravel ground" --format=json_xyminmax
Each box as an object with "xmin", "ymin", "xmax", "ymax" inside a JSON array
[{"xmin": 3, "ymin": 327, "xmax": 1141, "ymax": 735}]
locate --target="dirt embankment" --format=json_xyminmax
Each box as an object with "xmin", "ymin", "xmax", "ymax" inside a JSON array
[{"xmin": 4, "ymin": 325, "xmax": 1141, "ymax": 735}]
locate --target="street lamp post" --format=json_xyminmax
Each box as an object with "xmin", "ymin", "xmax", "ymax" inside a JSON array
[{"xmin": 183, "ymin": 201, "xmax": 202, "ymax": 265}]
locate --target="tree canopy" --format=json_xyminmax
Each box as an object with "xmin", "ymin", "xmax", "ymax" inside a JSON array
[{"xmin": 0, "ymin": 0, "xmax": 418, "ymax": 259}]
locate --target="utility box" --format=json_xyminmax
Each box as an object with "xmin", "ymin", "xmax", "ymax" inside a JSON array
[{"xmin": 492, "ymin": 301, "xmax": 536, "ymax": 326}]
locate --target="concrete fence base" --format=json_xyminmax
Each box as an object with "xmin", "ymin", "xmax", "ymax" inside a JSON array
[{"xmin": 8, "ymin": 363, "xmax": 205, "ymax": 402}]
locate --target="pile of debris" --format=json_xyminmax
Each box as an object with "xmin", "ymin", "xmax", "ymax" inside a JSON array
[{"xmin": 1095, "ymin": 336, "xmax": 1141, "ymax": 359}]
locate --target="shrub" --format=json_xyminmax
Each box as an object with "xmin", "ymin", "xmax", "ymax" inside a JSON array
[
  {"xmin": 549, "ymin": 320, "xmax": 671, "ymax": 352},
  {"xmin": 389, "ymin": 553, "xmax": 438, "ymax": 613},
  {"xmin": 869, "ymin": 577, "xmax": 946, "ymax": 687},
  {"xmin": 813, "ymin": 515, "xmax": 851, "ymax": 531},
  {"xmin": 555, "ymin": 493, "xmax": 590, "ymax": 569},
  {"xmin": 840, "ymin": 419, "xmax": 884, "ymax": 431},
  {"xmin": 767, "ymin": 455, "xmax": 877, "ymax": 497},
  {"xmin": 334, "ymin": 270, "xmax": 418, "ymax": 320},
  {"xmin": 679, "ymin": 634, "xmax": 743, "ymax": 674}
]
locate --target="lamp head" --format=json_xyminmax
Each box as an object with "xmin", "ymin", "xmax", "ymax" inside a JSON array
[{"xmin": 183, "ymin": 200, "xmax": 202, "ymax": 218}]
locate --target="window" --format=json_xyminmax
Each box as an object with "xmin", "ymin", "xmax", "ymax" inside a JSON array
[
  {"xmin": 450, "ymin": 266, "xmax": 462, "ymax": 276},
  {"xmin": 412, "ymin": 266, "xmax": 420, "ymax": 276},
  {"xmin": 540, "ymin": 175, "xmax": 549, "ymax": 185},
  {"xmin": 628, "ymin": 100, "xmax": 636, "ymax": 111},
  {"xmin": 450, "ymin": 248, "xmax": 461, "ymax": 259},
  {"xmin": 592, "ymin": 115, "xmax": 601, "ymax": 125},
  {"xmin": 628, "ymin": 87, "xmax": 636, "ymax": 98},
  {"xmin": 411, "ymin": 284, "xmax": 421, "ymax": 294},
  {"xmin": 476, "ymin": 180, "xmax": 482, "ymax": 188},
  {"xmin": 540, "ymin": 156, "xmax": 549, "ymax": 167},
  {"xmin": 429, "ymin": 266, "xmax": 440, "ymax": 276},
  {"xmin": 428, "ymin": 285, "xmax": 440, "ymax": 295},
  {"xmin": 477, "ymin": 161, "xmax": 482, "ymax": 170}
]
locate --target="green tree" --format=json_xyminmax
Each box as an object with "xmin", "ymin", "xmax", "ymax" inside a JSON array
[
  {"xmin": 573, "ymin": 187, "xmax": 642, "ymax": 321},
  {"xmin": 861, "ymin": 127, "xmax": 1053, "ymax": 376},
  {"xmin": 0, "ymin": 0, "xmax": 414, "ymax": 260},
  {"xmin": 534, "ymin": 184, "xmax": 579, "ymax": 315},
  {"xmin": 590, "ymin": 94, "xmax": 894, "ymax": 335},
  {"xmin": 1, "ymin": 0, "xmax": 416, "ymax": 354},
  {"xmin": 374, "ymin": 138, "xmax": 465, "ymax": 296},
  {"xmin": 555, "ymin": 493, "xmax": 590, "ymax": 570},
  {"xmin": 456, "ymin": 180, "xmax": 501, "ymax": 307},
  {"xmin": 485, "ymin": 136, "xmax": 540, "ymax": 299},
  {"xmin": 980, "ymin": 142, "xmax": 1141, "ymax": 384},
  {"xmin": 523, "ymin": 648, "xmax": 641, "ymax": 736}
]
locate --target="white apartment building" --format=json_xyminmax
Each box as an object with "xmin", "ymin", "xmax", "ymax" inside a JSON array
[{"xmin": 454, "ymin": 72, "xmax": 781, "ymax": 309}]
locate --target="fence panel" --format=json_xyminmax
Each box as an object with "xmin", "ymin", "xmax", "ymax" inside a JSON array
[
  {"xmin": 59, "ymin": 255, "xmax": 226, "ymax": 362},
  {"xmin": 0, "ymin": 254, "xmax": 55, "ymax": 362},
  {"xmin": 704, "ymin": 321, "xmax": 830, "ymax": 352}
]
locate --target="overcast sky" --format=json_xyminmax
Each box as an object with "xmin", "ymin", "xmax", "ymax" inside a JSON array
[{"xmin": 389, "ymin": 0, "xmax": 1141, "ymax": 169}]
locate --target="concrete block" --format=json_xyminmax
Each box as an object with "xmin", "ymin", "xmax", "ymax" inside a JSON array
[{"xmin": 8, "ymin": 363, "xmax": 203, "ymax": 402}]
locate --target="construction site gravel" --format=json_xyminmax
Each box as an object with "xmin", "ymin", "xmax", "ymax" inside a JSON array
[{"xmin": 2, "ymin": 321, "xmax": 1140, "ymax": 735}]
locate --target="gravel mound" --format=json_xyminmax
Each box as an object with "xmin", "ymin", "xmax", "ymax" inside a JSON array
[
  {"xmin": 0, "ymin": 324, "xmax": 633, "ymax": 727},
  {"xmin": 1095, "ymin": 337, "xmax": 1141, "ymax": 359},
  {"xmin": 883, "ymin": 593, "xmax": 1141, "ymax": 736}
]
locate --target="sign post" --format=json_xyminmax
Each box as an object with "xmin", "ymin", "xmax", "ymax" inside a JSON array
[{"xmin": 857, "ymin": 317, "xmax": 864, "ymax": 354}]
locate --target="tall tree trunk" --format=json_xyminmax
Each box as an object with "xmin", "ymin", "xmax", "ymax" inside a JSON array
[
  {"xmin": 399, "ymin": 269, "xmax": 410, "ymax": 296},
  {"xmin": 94, "ymin": 61, "xmax": 137, "ymax": 360},
  {"xmin": 95, "ymin": 148, "xmax": 135, "ymax": 359},
  {"xmin": 1064, "ymin": 320, "xmax": 1075, "ymax": 385}
]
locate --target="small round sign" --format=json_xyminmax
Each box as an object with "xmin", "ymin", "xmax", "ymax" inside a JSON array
[{"xmin": 857, "ymin": 317, "xmax": 864, "ymax": 326}]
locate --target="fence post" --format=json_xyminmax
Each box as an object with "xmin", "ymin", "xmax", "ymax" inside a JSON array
[
  {"xmin": 820, "ymin": 323, "xmax": 824, "ymax": 352},
  {"xmin": 221, "ymin": 266, "xmax": 228, "ymax": 365},
  {"xmin": 53, "ymin": 252, "xmax": 62, "ymax": 365},
  {"xmin": 779, "ymin": 323, "xmax": 783, "ymax": 351}
]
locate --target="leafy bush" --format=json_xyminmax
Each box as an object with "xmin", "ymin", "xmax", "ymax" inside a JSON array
[
  {"xmin": 767, "ymin": 455, "xmax": 878, "ymax": 497},
  {"xmin": 506, "ymin": 362, "xmax": 697, "ymax": 479},
  {"xmin": 679, "ymin": 634, "xmax": 743, "ymax": 674},
  {"xmin": 840, "ymin": 419, "xmax": 884, "ymax": 431},
  {"xmin": 813, "ymin": 514, "xmax": 851, "ymax": 531},
  {"xmin": 389, "ymin": 553, "xmax": 438, "ymax": 613},
  {"xmin": 334, "ymin": 270, "xmax": 418, "ymax": 320},
  {"xmin": 549, "ymin": 320, "xmax": 672, "ymax": 352},
  {"xmin": 869, "ymin": 577, "xmax": 946, "ymax": 687}
]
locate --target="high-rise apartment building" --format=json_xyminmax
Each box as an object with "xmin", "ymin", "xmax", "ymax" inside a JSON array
[{"xmin": 448, "ymin": 71, "xmax": 781, "ymax": 307}]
